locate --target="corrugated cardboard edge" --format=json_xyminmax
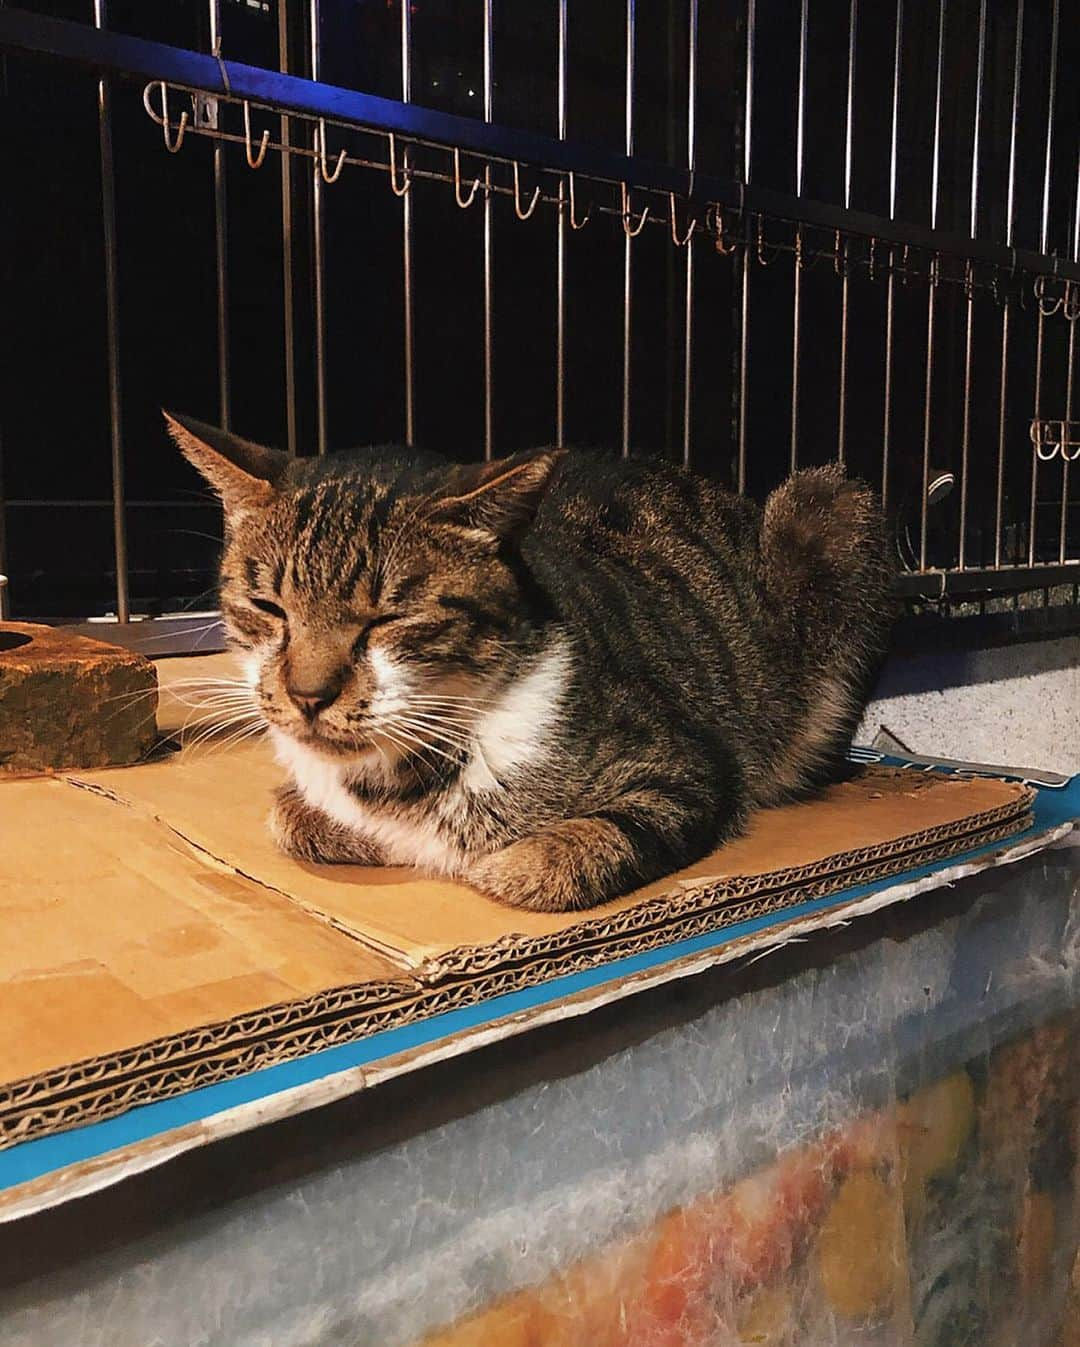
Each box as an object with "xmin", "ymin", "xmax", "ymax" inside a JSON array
[
  {"xmin": 0, "ymin": 794, "xmax": 1034, "ymax": 1152},
  {"xmin": 1, "ymin": 814, "xmax": 1070, "ymax": 1225},
  {"xmin": 419, "ymin": 791, "xmax": 1034, "ymax": 979}
]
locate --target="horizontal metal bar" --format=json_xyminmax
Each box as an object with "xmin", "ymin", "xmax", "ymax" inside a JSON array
[
  {"xmin": 5, "ymin": 7, "xmax": 1080, "ymax": 282},
  {"xmin": 896, "ymin": 563, "xmax": 1080, "ymax": 599}
]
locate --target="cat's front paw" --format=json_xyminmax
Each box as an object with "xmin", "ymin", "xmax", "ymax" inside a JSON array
[
  {"xmin": 269, "ymin": 787, "xmax": 384, "ymax": 865},
  {"xmin": 466, "ymin": 819, "xmax": 635, "ymax": 912}
]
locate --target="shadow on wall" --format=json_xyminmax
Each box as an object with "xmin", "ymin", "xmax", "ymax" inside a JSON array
[{"xmin": 861, "ymin": 636, "xmax": 1080, "ymax": 775}]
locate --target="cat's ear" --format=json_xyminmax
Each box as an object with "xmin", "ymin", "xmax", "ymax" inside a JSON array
[
  {"xmin": 435, "ymin": 451, "xmax": 565, "ymax": 542},
  {"xmin": 164, "ymin": 411, "xmax": 288, "ymax": 515}
]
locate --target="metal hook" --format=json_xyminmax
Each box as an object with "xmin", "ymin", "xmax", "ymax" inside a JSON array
[
  {"xmin": 512, "ymin": 162, "xmax": 542, "ymax": 220},
  {"xmin": 1063, "ymin": 426, "xmax": 1080, "ymax": 462},
  {"xmin": 565, "ymin": 173, "xmax": 591, "ymax": 229},
  {"xmin": 453, "ymin": 147, "xmax": 482, "ymax": 208},
  {"xmin": 668, "ymin": 193, "xmax": 696, "ymax": 247},
  {"xmin": 708, "ymin": 204, "xmax": 739, "ymax": 255},
  {"xmin": 388, "ymin": 134, "xmax": 410, "ymax": 197},
  {"xmin": 1065, "ymin": 281, "xmax": 1080, "ymax": 322},
  {"xmin": 1030, "ymin": 420, "xmax": 1062, "ymax": 462},
  {"xmin": 1035, "ymin": 275, "xmax": 1064, "ymax": 318},
  {"xmin": 315, "ymin": 120, "xmax": 346, "ymax": 184},
  {"xmin": 242, "ymin": 101, "xmax": 270, "ymax": 169},
  {"xmin": 962, "ymin": 258, "xmax": 975, "ymax": 302},
  {"xmin": 620, "ymin": 183, "xmax": 649, "ymax": 238},
  {"xmin": 833, "ymin": 230, "xmax": 850, "ymax": 278},
  {"xmin": 754, "ymin": 215, "xmax": 781, "ymax": 266},
  {"xmin": 143, "ymin": 81, "xmax": 189, "ymax": 154}
]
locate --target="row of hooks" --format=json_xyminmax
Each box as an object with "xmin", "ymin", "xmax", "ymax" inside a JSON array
[
  {"xmin": 142, "ymin": 80, "xmax": 1078, "ymax": 305},
  {"xmin": 144, "ymin": 82, "xmax": 711, "ymax": 248},
  {"xmin": 1030, "ymin": 419, "xmax": 1080, "ymax": 463}
]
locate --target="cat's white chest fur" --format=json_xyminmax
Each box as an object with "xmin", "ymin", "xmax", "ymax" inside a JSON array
[{"xmin": 271, "ymin": 637, "xmax": 572, "ymax": 873}]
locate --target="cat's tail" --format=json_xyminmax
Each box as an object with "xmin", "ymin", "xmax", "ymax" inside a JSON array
[{"xmin": 760, "ymin": 463, "xmax": 895, "ymax": 739}]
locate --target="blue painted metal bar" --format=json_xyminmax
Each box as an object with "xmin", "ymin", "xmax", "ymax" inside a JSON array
[{"xmin": 4, "ymin": 7, "xmax": 1080, "ymax": 283}]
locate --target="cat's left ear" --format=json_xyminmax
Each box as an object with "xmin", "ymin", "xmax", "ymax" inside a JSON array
[
  {"xmin": 435, "ymin": 451, "xmax": 565, "ymax": 542},
  {"xmin": 164, "ymin": 410, "xmax": 288, "ymax": 516}
]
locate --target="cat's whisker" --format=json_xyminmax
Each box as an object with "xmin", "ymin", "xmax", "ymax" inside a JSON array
[
  {"xmin": 97, "ymin": 691, "xmax": 160, "ymax": 730},
  {"xmin": 179, "ymin": 711, "xmax": 257, "ymax": 745},
  {"xmin": 393, "ymin": 725, "xmax": 476, "ymax": 758},
  {"xmin": 397, "ymin": 708, "xmax": 478, "ymax": 734},
  {"xmin": 177, "ymin": 698, "xmax": 260, "ymax": 739},
  {"xmin": 391, "ymin": 709, "xmax": 477, "ymax": 741},
  {"xmin": 96, "ymin": 686, "xmax": 161, "ymax": 708},
  {"xmin": 130, "ymin": 620, "xmax": 224, "ymax": 647},
  {"xmin": 180, "ymin": 714, "xmax": 264, "ymax": 758},
  {"xmin": 206, "ymin": 721, "xmax": 267, "ymax": 756},
  {"xmin": 382, "ymin": 720, "xmax": 468, "ymax": 768},
  {"xmin": 373, "ymin": 726, "xmax": 432, "ymax": 785}
]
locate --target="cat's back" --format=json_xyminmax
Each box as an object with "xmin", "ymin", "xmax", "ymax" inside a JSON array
[
  {"xmin": 537, "ymin": 452, "xmax": 757, "ymax": 556},
  {"xmin": 527, "ymin": 452, "xmax": 762, "ymax": 609}
]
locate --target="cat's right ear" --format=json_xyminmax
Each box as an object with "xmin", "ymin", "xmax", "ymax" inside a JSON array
[{"xmin": 164, "ymin": 411, "xmax": 288, "ymax": 516}]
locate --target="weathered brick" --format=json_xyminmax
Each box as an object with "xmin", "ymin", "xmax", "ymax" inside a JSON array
[{"xmin": 0, "ymin": 623, "xmax": 157, "ymax": 771}]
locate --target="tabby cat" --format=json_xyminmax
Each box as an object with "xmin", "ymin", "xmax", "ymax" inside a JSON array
[{"xmin": 167, "ymin": 412, "xmax": 894, "ymax": 912}]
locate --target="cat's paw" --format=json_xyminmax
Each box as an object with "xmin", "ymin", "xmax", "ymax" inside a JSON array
[
  {"xmin": 269, "ymin": 787, "xmax": 384, "ymax": 865},
  {"xmin": 466, "ymin": 819, "xmax": 633, "ymax": 912}
]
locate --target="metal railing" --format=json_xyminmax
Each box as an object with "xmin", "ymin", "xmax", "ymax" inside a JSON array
[{"xmin": 1, "ymin": 2, "xmax": 1078, "ymax": 645}]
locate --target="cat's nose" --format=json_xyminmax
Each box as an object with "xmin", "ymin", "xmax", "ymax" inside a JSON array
[{"xmin": 286, "ymin": 681, "xmax": 341, "ymax": 720}]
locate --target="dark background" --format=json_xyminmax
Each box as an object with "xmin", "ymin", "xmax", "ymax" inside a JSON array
[{"xmin": 1, "ymin": 0, "xmax": 1077, "ymax": 620}]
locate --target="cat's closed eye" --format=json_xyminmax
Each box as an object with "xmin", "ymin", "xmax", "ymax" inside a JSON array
[
  {"xmin": 352, "ymin": 614, "xmax": 401, "ymax": 656},
  {"xmin": 251, "ymin": 597, "xmax": 286, "ymax": 619}
]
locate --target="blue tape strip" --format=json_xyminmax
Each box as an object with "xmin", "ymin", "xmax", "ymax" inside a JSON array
[{"xmin": 4, "ymin": 766, "xmax": 1077, "ymax": 1194}]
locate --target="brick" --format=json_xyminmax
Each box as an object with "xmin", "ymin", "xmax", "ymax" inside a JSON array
[{"xmin": 0, "ymin": 623, "xmax": 157, "ymax": 772}]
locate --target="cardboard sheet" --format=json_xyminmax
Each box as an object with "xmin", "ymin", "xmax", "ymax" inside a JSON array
[
  {"xmin": 68, "ymin": 742, "xmax": 1036, "ymax": 966},
  {"xmin": 0, "ymin": 728, "xmax": 1039, "ymax": 1159}
]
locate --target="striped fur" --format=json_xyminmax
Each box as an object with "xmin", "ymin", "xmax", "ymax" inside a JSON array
[{"xmin": 167, "ymin": 413, "xmax": 894, "ymax": 912}]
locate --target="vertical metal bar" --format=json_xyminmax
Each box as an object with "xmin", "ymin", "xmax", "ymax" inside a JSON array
[
  {"xmin": 1062, "ymin": 153, "xmax": 1080, "ymax": 564},
  {"xmin": 794, "ymin": 0, "xmax": 808, "ymax": 202},
  {"xmin": 0, "ymin": 431, "xmax": 8, "ymax": 620},
  {"xmin": 790, "ymin": 0, "xmax": 808, "ymax": 472},
  {"xmin": 881, "ymin": 0, "xmax": 902, "ymax": 514},
  {"xmin": 681, "ymin": 0, "xmax": 699, "ymax": 469},
  {"xmin": 918, "ymin": 0, "xmax": 946, "ymax": 570},
  {"xmin": 958, "ymin": 0, "xmax": 986, "ymax": 570},
  {"xmin": 1029, "ymin": 0, "xmax": 1059, "ymax": 567},
  {"xmin": 555, "ymin": 0, "xmax": 567, "ymax": 445},
  {"xmin": 309, "ymin": 0, "xmax": 328, "ymax": 456},
  {"xmin": 1029, "ymin": 312, "xmax": 1046, "ymax": 564},
  {"xmin": 995, "ymin": 305, "xmax": 1010, "ymax": 567},
  {"xmin": 482, "ymin": 0, "xmax": 494, "ymax": 460},
  {"xmin": 401, "ymin": 0, "xmax": 415, "ymax": 446},
  {"xmin": 278, "ymin": 0, "xmax": 297, "ymax": 456},
  {"xmin": 209, "ymin": 0, "xmax": 230, "ymax": 430},
  {"xmin": 995, "ymin": 0, "xmax": 1025, "ymax": 566},
  {"xmin": 919, "ymin": 267, "xmax": 936, "ymax": 570},
  {"xmin": 93, "ymin": 0, "xmax": 129, "ymax": 623},
  {"xmin": 737, "ymin": 0, "xmax": 755, "ymax": 494},
  {"xmin": 1060, "ymin": 318, "xmax": 1075, "ymax": 565},
  {"xmin": 621, "ymin": 0, "xmax": 635, "ymax": 459},
  {"xmin": 837, "ymin": 0, "xmax": 856, "ymax": 464},
  {"xmin": 1005, "ymin": 0, "xmax": 1024, "ymax": 251},
  {"xmin": 969, "ymin": 0, "xmax": 986, "ymax": 240}
]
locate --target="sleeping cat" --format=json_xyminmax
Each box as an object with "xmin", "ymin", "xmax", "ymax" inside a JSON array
[{"xmin": 167, "ymin": 412, "xmax": 894, "ymax": 912}]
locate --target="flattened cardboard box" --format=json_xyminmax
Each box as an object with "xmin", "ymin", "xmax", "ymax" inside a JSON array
[{"xmin": 0, "ymin": 741, "xmax": 1035, "ymax": 1149}]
